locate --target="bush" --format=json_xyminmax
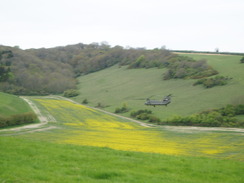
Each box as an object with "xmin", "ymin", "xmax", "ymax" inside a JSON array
[
  {"xmin": 219, "ymin": 105, "xmax": 235, "ymax": 117},
  {"xmin": 136, "ymin": 113, "xmax": 149, "ymax": 120},
  {"xmin": 148, "ymin": 116, "xmax": 161, "ymax": 123},
  {"xmin": 63, "ymin": 89, "xmax": 80, "ymax": 97},
  {"xmin": 130, "ymin": 109, "xmax": 160, "ymax": 122},
  {"xmin": 96, "ymin": 102, "xmax": 109, "ymax": 108},
  {"xmin": 235, "ymin": 104, "xmax": 244, "ymax": 115},
  {"xmin": 82, "ymin": 99, "xmax": 88, "ymax": 104},
  {"xmin": 130, "ymin": 109, "xmax": 152, "ymax": 118},
  {"xmin": 193, "ymin": 76, "xmax": 231, "ymax": 88},
  {"xmin": 240, "ymin": 56, "xmax": 244, "ymax": 63},
  {"xmin": 114, "ymin": 103, "xmax": 129, "ymax": 113}
]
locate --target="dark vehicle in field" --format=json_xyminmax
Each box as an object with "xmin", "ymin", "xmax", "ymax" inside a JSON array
[{"xmin": 145, "ymin": 94, "xmax": 172, "ymax": 107}]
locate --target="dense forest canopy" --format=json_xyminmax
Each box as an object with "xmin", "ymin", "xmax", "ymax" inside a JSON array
[
  {"xmin": 0, "ymin": 46, "xmax": 76, "ymax": 95},
  {"xmin": 0, "ymin": 43, "xmax": 217, "ymax": 95}
]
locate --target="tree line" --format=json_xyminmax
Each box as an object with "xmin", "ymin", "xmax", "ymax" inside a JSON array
[{"xmin": 0, "ymin": 46, "xmax": 76, "ymax": 95}]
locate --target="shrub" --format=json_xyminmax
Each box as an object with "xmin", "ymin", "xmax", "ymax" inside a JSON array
[
  {"xmin": 130, "ymin": 109, "xmax": 160, "ymax": 122},
  {"xmin": 193, "ymin": 76, "xmax": 231, "ymax": 88},
  {"xmin": 82, "ymin": 99, "xmax": 88, "ymax": 104},
  {"xmin": 95, "ymin": 102, "xmax": 109, "ymax": 108},
  {"xmin": 63, "ymin": 89, "xmax": 79, "ymax": 97},
  {"xmin": 148, "ymin": 116, "xmax": 161, "ymax": 123},
  {"xmin": 136, "ymin": 113, "xmax": 150, "ymax": 120},
  {"xmin": 130, "ymin": 109, "xmax": 152, "ymax": 118},
  {"xmin": 240, "ymin": 56, "xmax": 244, "ymax": 63},
  {"xmin": 219, "ymin": 105, "xmax": 236, "ymax": 117},
  {"xmin": 235, "ymin": 104, "xmax": 244, "ymax": 115},
  {"xmin": 114, "ymin": 103, "xmax": 129, "ymax": 113}
]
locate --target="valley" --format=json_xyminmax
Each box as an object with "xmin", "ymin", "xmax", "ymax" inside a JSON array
[{"xmin": 1, "ymin": 51, "xmax": 244, "ymax": 182}]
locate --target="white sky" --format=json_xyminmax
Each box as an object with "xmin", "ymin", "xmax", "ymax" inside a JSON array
[{"xmin": 0, "ymin": 0, "xmax": 243, "ymax": 52}]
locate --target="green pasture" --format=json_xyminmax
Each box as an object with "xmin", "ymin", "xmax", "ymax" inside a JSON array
[
  {"xmin": 0, "ymin": 92, "xmax": 32, "ymax": 117},
  {"xmin": 1, "ymin": 136, "xmax": 243, "ymax": 183},
  {"xmin": 74, "ymin": 54, "xmax": 244, "ymax": 121},
  {"xmin": 1, "ymin": 96, "xmax": 244, "ymax": 182},
  {"xmin": 0, "ymin": 53, "xmax": 244, "ymax": 182},
  {"xmin": 1, "ymin": 96, "xmax": 242, "ymax": 161}
]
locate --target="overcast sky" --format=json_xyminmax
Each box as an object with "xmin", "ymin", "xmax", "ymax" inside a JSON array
[{"xmin": 1, "ymin": 0, "xmax": 243, "ymax": 52}]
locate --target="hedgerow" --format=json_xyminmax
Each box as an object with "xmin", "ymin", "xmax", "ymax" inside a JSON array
[
  {"xmin": 160, "ymin": 104, "xmax": 244, "ymax": 127},
  {"xmin": 0, "ymin": 112, "xmax": 37, "ymax": 128}
]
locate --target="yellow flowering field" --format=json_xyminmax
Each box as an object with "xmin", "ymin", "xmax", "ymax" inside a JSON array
[{"xmin": 32, "ymin": 97, "xmax": 244, "ymax": 160}]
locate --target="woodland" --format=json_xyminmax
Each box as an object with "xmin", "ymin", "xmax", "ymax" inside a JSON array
[{"xmin": 0, "ymin": 43, "xmax": 218, "ymax": 95}]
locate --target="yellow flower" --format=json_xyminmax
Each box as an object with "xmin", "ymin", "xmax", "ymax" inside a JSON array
[{"xmin": 31, "ymin": 97, "xmax": 243, "ymax": 160}]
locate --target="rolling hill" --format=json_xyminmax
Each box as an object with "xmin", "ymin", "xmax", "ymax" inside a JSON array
[
  {"xmin": 0, "ymin": 92, "xmax": 32, "ymax": 117},
  {"xmin": 74, "ymin": 53, "xmax": 244, "ymax": 121},
  {"xmin": 0, "ymin": 51, "xmax": 243, "ymax": 182}
]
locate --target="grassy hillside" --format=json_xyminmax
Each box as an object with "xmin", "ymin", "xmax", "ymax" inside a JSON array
[
  {"xmin": 1, "ymin": 52, "xmax": 243, "ymax": 182},
  {"xmin": 74, "ymin": 54, "xmax": 244, "ymax": 121},
  {"xmin": 0, "ymin": 92, "xmax": 32, "ymax": 117},
  {"xmin": 1, "ymin": 137, "xmax": 243, "ymax": 183}
]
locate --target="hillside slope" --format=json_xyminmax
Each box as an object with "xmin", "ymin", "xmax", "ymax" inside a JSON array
[
  {"xmin": 74, "ymin": 54, "xmax": 244, "ymax": 121},
  {"xmin": 0, "ymin": 92, "xmax": 32, "ymax": 117}
]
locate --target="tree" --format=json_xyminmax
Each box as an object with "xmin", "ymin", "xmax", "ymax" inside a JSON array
[
  {"xmin": 0, "ymin": 50, "xmax": 13, "ymax": 78},
  {"xmin": 128, "ymin": 55, "xmax": 146, "ymax": 68}
]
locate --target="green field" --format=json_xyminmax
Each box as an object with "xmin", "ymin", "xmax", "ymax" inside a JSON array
[
  {"xmin": 0, "ymin": 92, "xmax": 32, "ymax": 117},
  {"xmin": 74, "ymin": 54, "xmax": 244, "ymax": 121},
  {"xmin": 0, "ymin": 96, "xmax": 244, "ymax": 182},
  {"xmin": 1, "ymin": 136, "xmax": 243, "ymax": 183},
  {"xmin": 1, "ymin": 96, "xmax": 244, "ymax": 182},
  {"xmin": 1, "ymin": 53, "xmax": 244, "ymax": 182}
]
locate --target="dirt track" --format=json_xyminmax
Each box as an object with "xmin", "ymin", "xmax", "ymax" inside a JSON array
[
  {"xmin": 162, "ymin": 125, "xmax": 244, "ymax": 133},
  {"xmin": 0, "ymin": 97, "xmax": 57, "ymax": 134}
]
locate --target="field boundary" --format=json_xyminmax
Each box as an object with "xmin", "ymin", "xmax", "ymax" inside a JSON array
[{"xmin": 0, "ymin": 97, "xmax": 57, "ymax": 135}]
